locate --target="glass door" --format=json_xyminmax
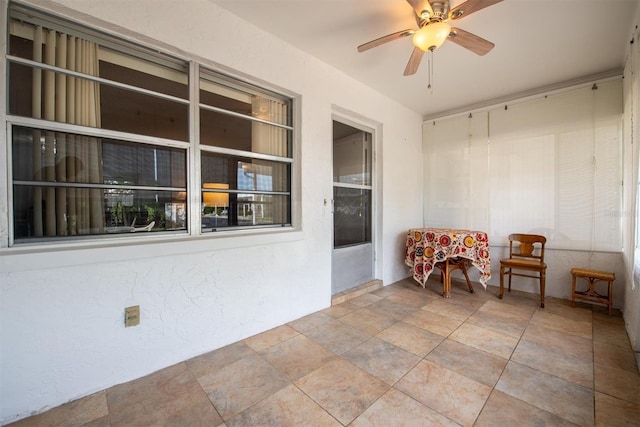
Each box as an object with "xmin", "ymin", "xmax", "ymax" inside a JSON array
[{"xmin": 332, "ymin": 121, "xmax": 374, "ymax": 295}]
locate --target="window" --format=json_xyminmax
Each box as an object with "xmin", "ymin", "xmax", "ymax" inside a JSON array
[
  {"xmin": 5, "ymin": 3, "xmax": 294, "ymax": 245},
  {"xmin": 198, "ymin": 71, "xmax": 292, "ymax": 231},
  {"xmin": 11, "ymin": 125, "xmax": 187, "ymax": 240}
]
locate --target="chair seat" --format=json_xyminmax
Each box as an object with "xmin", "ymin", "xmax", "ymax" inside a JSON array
[
  {"xmin": 500, "ymin": 259, "xmax": 546, "ymax": 270},
  {"xmin": 571, "ymin": 268, "xmax": 615, "ymax": 315},
  {"xmin": 571, "ymin": 268, "xmax": 614, "ymax": 281}
]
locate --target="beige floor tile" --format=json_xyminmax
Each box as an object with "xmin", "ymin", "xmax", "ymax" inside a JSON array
[
  {"xmin": 107, "ymin": 362, "xmax": 222, "ymax": 427},
  {"xmin": 338, "ymin": 307, "xmax": 397, "ymax": 335},
  {"xmin": 351, "ymin": 388, "xmax": 459, "ymax": 427},
  {"xmin": 418, "ymin": 275, "xmax": 443, "ymax": 298},
  {"xmin": 321, "ymin": 300, "xmax": 359, "ymax": 318},
  {"xmin": 446, "ymin": 289, "xmax": 492, "ymax": 310},
  {"xmin": 393, "ymin": 278, "xmax": 429, "ymax": 293},
  {"xmin": 304, "ymin": 318, "xmax": 370, "ymax": 354},
  {"xmin": 593, "ymin": 313, "xmax": 633, "ymax": 349},
  {"xmin": 449, "ymin": 322, "xmax": 519, "ymax": 359},
  {"xmin": 8, "ymin": 391, "xmax": 109, "ymax": 427},
  {"xmin": 521, "ymin": 323, "xmax": 593, "ymax": 360},
  {"xmin": 342, "ymin": 337, "xmax": 421, "ymax": 385},
  {"xmin": 422, "ymin": 298, "xmax": 477, "ymax": 322},
  {"xmin": 186, "ymin": 341, "xmax": 255, "ymax": 379},
  {"xmin": 371, "ymin": 283, "xmax": 402, "ymax": 298},
  {"xmin": 384, "ymin": 287, "xmax": 435, "ymax": 308},
  {"xmin": 467, "ymin": 315, "xmax": 528, "ymax": 340},
  {"xmin": 594, "ymin": 341, "xmax": 639, "ymax": 373},
  {"xmin": 348, "ymin": 292, "xmax": 383, "ymax": 307},
  {"xmin": 226, "ymin": 384, "xmax": 340, "ymax": 427},
  {"xmin": 403, "ymin": 308, "xmax": 465, "ymax": 337},
  {"xmin": 395, "ymin": 360, "xmax": 491, "ymax": 427},
  {"xmin": 287, "ymin": 311, "xmax": 334, "ymax": 333},
  {"xmin": 475, "ymin": 390, "xmax": 578, "ymax": 427},
  {"xmin": 426, "ymin": 339, "xmax": 508, "ymax": 387},
  {"xmin": 243, "ymin": 324, "xmax": 299, "ymax": 352},
  {"xmin": 529, "ymin": 310, "xmax": 592, "ymax": 339},
  {"xmin": 367, "ymin": 298, "xmax": 418, "ymax": 321},
  {"xmin": 543, "ymin": 299, "xmax": 593, "ymax": 322},
  {"xmin": 496, "ymin": 361, "xmax": 594, "ymax": 426},
  {"xmin": 494, "ymin": 288, "xmax": 543, "ymax": 308},
  {"xmin": 79, "ymin": 416, "xmax": 111, "ymax": 427},
  {"xmin": 512, "ymin": 340, "xmax": 593, "ymax": 388},
  {"xmin": 595, "ymin": 364, "xmax": 640, "ymax": 404},
  {"xmin": 465, "ymin": 307, "xmax": 529, "ymax": 339},
  {"xmin": 376, "ymin": 321, "xmax": 445, "ymax": 357},
  {"xmin": 261, "ymin": 334, "xmax": 336, "ymax": 381},
  {"xmin": 197, "ymin": 352, "xmax": 289, "ymax": 420},
  {"xmin": 478, "ymin": 298, "xmax": 536, "ymax": 322},
  {"xmin": 295, "ymin": 357, "xmax": 389, "ymax": 425},
  {"xmin": 592, "ymin": 305, "xmax": 618, "ymax": 317},
  {"xmin": 594, "ymin": 391, "xmax": 640, "ymax": 426},
  {"xmin": 472, "ymin": 285, "xmax": 500, "ymax": 300}
]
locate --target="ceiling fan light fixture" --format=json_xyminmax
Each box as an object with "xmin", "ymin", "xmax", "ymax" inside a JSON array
[{"xmin": 412, "ymin": 21, "xmax": 451, "ymax": 51}]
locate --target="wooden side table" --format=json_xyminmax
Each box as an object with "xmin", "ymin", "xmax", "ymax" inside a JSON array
[{"xmin": 571, "ymin": 268, "xmax": 615, "ymax": 315}]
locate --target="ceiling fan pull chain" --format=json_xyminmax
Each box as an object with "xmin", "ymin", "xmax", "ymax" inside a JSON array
[{"xmin": 428, "ymin": 49, "xmax": 434, "ymax": 92}]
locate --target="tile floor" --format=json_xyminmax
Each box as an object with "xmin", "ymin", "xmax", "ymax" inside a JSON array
[{"xmin": 8, "ymin": 277, "xmax": 640, "ymax": 427}]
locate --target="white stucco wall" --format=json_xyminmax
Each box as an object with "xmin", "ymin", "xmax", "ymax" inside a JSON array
[
  {"xmin": 0, "ymin": 0, "xmax": 423, "ymax": 423},
  {"xmin": 622, "ymin": 1, "xmax": 640, "ymax": 369}
]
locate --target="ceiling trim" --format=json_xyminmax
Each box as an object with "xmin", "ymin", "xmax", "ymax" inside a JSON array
[{"xmin": 423, "ymin": 69, "xmax": 624, "ymax": 122}]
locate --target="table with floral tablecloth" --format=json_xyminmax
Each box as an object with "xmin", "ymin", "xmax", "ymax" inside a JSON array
[{"xmin": 405, "ymin": 228, "xmax": 491, "ymax": 290}]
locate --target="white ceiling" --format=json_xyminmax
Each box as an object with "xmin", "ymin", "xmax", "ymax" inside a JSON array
[{"xmin": 211, "ymin": 0, "xmax": 638, "ymax": 119}]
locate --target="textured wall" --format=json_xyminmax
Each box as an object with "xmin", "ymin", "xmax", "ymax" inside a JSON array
[{"xmin": 0, "ymin": 0, "xmax": 424, "ymax": 423}]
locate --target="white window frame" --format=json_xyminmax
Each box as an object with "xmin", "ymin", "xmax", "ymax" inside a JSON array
[{"xmin": 1, "ymin": 1, "xmax": 297, "ymax": 249}]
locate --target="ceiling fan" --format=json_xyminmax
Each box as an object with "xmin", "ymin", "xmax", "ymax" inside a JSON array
[{"xmin": 357, "ymin": 0, "xmax": 503, "ymax": 76}]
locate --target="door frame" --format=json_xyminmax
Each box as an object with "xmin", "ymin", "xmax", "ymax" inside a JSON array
[{"xmin": 331, "ymin": 107, "xmax": 383, "ymax": 291}]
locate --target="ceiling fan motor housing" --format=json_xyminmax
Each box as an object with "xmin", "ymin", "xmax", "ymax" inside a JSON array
[{"xmin": 425, "ymin": 0, "xmax": 450, "ymax": 22}]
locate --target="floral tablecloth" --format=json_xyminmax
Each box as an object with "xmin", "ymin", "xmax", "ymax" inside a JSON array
[{"xmin": 405, "ymin": 228, "xmax": 491, "ymax": 288}]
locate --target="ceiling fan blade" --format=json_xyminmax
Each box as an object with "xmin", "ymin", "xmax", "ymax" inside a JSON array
[
  {"xmin": 358, "ymin": 29, "xmax": 415, "ymax": 52},
  {"xmin": 448, "ymin": 0, "xmax": 503, "ymax": 20},
  {"xmin": 406, "ymin": 0, "xmax": 433, "ymax": 20},
  {"xmin": 448, "ymin": 27, "xmax": 495, "ymax": 55},
  {"xmin": 403, "ymin": 47, "xmax": 425, "ymax": 76}
]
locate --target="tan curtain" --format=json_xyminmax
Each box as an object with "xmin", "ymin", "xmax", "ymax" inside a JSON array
[
  {"xmin": 32, "ymin": 26, "xmax": 103, "ymax": 236},
  {"xmin": 251, "ymin": 98, "xmax": 288, "ymax": 224}
]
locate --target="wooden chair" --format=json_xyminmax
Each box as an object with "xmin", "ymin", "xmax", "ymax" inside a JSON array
[
  {"xmin": 435, "ymin": 257, "xmax": 474, "ymax": 298},
  {"xmin": 499, "ymin": 234, "xmax": 547, "ymax": 307}
]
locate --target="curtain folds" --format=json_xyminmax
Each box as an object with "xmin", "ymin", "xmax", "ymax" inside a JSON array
[
  {"xmin": 251, "ymin": 97, "xmax": 289, "ymax": 224},
  {"xmin": 31, "ymin": 26, "xmax": 104, "ymax": 237}
]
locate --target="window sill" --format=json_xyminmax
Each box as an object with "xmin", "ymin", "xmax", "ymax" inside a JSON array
[{"xmin": 0, "ymin": 227, "xmax": 304, "ymax": 273}]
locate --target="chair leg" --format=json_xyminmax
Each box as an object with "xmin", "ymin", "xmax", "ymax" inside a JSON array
[
  {"xmin": 445, "ymin": 272, "xmax": 452, "ymax": 298},
  {"xmin": 499, "ymin": 266, "xmax": 505, "ymax": 299},
  {"xmin": 508, "ymin": 270, "xmax": 512, "ymax": 292},
  {"xmin": 460, "ymin": 263, "xmax": 474, "ymax": 293},
  {"xmin": 607, "ymin": 280, "xmax": 613, "ymax": 316},
  {"xmin": 443, "ymin": 259, "xmax": 451, "ymax": 298},
  {"xmin": 539, "ymin": 271, "xmax": 546, "ymax": 308}
]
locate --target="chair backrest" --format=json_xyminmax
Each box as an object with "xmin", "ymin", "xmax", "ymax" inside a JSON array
[{"xmin": 508, "ymin": 233, "xmax": 546, "ymax": 262}]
